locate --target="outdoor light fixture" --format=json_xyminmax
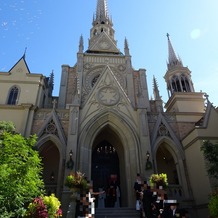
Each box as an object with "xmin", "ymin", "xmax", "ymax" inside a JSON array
[
  {"xmin": 145, "ymin": 150, "xmax": 152, "ymax": 170},
  {"xmin": 146, "ymin": 151, "xmax": 150, "ymax": 160},
  {"xmin": 50, "ymin": 171, "xmax": 55, "ymax": 182},
  {"xmin": 66, "ymin": 150, "xmax": 74, "ymax": 170}
]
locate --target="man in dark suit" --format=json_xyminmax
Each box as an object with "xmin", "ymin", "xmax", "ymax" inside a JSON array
[{"xmin": 162, "ymin": 200, "xmax": 186, "ymax": 218}]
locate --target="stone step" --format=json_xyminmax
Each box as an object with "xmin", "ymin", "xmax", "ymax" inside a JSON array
[{"xmin": 95, "ymin": 207, "xmax": 140, "ymax": 218}]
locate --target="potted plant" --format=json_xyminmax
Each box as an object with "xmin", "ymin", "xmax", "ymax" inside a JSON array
[
  {"xmin": 25, "ymin": 194, "xmax": 62, "ymax": 218},
  {"xmin": 149, "ymin": 173, "xmax": 168, "ymax": 189},
  {"xmin": 65, "ymin": 171, "xmax": 89, "ymax": 193}
]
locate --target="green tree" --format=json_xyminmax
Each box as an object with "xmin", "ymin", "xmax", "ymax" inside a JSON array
[
  {"xmin": 201, "ymin": 140, "xmax": 218, "ymax": 218},
  {"xmin": 0, "ymin": 121, "xmax": 15, "ymax": 133},
  {"xmin": 201, "ymin": 140, "xmax": 218, "ymax": 179},
  {"xmin": 0, "ymin": 121, "xmax": 44, "ymax": 218}
]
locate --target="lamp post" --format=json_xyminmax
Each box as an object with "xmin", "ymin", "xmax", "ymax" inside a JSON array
[
  {"xmin": 145, "ymin": 151, "xmax": 152, "ymax": 170},
  {"xmin": 66, "ymin": 150, "xmax": 74, "ymax": 170}
]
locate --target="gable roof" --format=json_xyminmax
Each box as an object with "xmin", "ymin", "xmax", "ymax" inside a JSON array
[{"xmin": 9, "ymin": 55, "xmax": 31, "ymax": 74}]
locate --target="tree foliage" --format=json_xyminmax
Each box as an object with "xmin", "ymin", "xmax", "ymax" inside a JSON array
[
  {"xmin": 201, "ymin": 140, "xmax": 218, "ymax": 218},
  {"xmin": 201, "ymin": 140, "xmax": 218, "ymax": 179},
  {"xmin": 0, "ymin": 121, "xmax": 15, "ymax": 133},
  {"xmin": 208, "ymin": 188, "xmax": 218, "ymax": 218},
  {"xmin": 0, "ymin": 121, "xmax": 44, "ymax": 217}
]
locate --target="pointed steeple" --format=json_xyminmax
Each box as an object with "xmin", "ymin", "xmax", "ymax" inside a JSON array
[
  {"xmin": 96, "ymin": 0, "xmax": 109, "ymax": 24},
  {"xmin": 49, "ymin": 70, "xmax": 54, "ymax": 89},
  {"xmin": 48, "ymin": 70, "xmax": 54, "ymax": 97},
  {"xmin": 124, "ymin": 38, "xmax": 130, "ymax": 56},
  {"xmin": 153, "ymin": 76, "xmax": 161, "ymax": 100},
  {"xmin": 88, "ymin": 0, "xmax": 118, "ymax": 53},
  {"xmin": 79, "ymin": 35, "xmax": 84, "ymax": 53},
  {"xmin": 167, "ymin": 33, "xmax": 183, "ymax": 70}
]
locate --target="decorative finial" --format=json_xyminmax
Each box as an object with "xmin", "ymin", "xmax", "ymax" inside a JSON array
[
  {"xmin": 124, "ymin": 37, "xmax": 130, "ymax": 56},
  {"xmin": 204, "ymin": 93, "xmax": 209, "ymax": 102},
  {"xmin": 52, "ymin": 99, "xmax": 57, "ymax": 109},
  {"xmin": 166, "ymin": 33, "xmax": 183, "ymax": 70},
  {"xmin": 79, "ymin": 35, "xmax": 84, "ymax": 53},
  {"xmin": 23, "ymin": 47, "xmax": 27, "ymax": 59}
]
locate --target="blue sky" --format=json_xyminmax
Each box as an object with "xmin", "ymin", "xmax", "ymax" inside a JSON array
[{"xmin": 1, "ymin": 0, "xmax": 218, "ymax": 107}]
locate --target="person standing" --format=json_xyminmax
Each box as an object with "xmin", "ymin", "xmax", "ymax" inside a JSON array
[
  {"xmin": 151, "ymin": 202, "xmax": 161, "ymax": 218},
  {"xmin": 134, "ymin": 173, "xmax": 142, "ymax": 211},
  {"xmin": 107, "ymin": 180, "xmax": 117, "ymax": 207},
  {"xmin": 162, "ymin": 200, "xmax": 186, "ymax": 218},
  {"xmin": 141, "ymin": 183, "xmax": 153, "ymax": 218},
  {"xmin": 97, "ymin": 187, "xmax": 106, "ymax": 208}
]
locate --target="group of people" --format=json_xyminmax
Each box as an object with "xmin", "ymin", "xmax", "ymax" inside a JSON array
[
  {"xmin": 75, "ymin": 179, "xmax": 121, "ymax": 218},
  {"xmin": 134, "ymin": 173, "xmax": 187, "ymax": 218}
]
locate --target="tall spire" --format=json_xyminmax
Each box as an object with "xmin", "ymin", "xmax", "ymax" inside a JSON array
[
  {"xmin": 153, "ymin": 76, "xmax": 161, "ymax": 100},
  {"xmin": 167, "ymin": 33, "xmax": 183, "ymax": 70},
  {"xmin": 89, "ymin": 0, "xmax": 117, "ymax": 52},
  {"xmin": 124, "ymin": 38, "xmax": 130, "ymax": 56},
  {"xmin": 96, "ymin": 0, "xmax": 109, "ymax": 24},
  {"xmin": 79, "ymin": 35, "xmax": 84, "ymax": 53}
]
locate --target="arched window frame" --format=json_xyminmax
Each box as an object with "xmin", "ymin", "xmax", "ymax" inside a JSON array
[
  {"xmin": 171, "ymin": 75, "xmax": 181, "ymax": 92},
  {"xmin": 7, "ymin": 85, "xmax": 20, "ymax": 105},
  {"xmin": 180, "ymin": 74, "xmax": 191, "ymax": 92}
]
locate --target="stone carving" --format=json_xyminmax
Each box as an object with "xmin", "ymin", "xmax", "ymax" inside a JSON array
[
  {"xmin": 118, "ymin": 64, "xmax": 126, "ymax": 71},
  {"xmin": 97, "ymin": 87, "xmax": 120, "ymax": 106},
  {"xmin": 84, "ymin": 66, "xmax": 125, "ymax": 93},
  {"xmin": 158, "ymin": 123, "xmax": 169, "ymax": 137}
]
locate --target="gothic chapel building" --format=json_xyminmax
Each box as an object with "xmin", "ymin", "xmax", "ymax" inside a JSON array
[{"xmin": 0, "ymin": 0, "xmax": 218, "ymax": 217}]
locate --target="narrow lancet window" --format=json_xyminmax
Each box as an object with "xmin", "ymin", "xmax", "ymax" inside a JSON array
[{"xmin": 7, "ymin": 86, "xmax": 19, "ymax": 105}]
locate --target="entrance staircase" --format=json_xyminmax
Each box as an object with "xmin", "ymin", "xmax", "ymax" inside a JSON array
[{"xmin": 95, "ymin": 207, "xmax": 140, "ymax": 218}]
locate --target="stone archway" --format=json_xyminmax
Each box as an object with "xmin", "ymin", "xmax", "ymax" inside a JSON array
[
  {"xmin": 156, "ymin": 144, "xmax": 179, "ymax": 184},
  {"xmin": 91, "ymin": 126, "xmax": 122, "ymax": 207},
  {"xmin": 77, "ymin": 112, "xmax": 141, "ymax": 207},
  {"xmin": 36, "ymin": 135, "xmax": 65, "ymax": 198},
  {"xmin": 40, "ymin": 141, "xmax": 60, "ymax": 195},
  {"xmin": 92, "ymin": 141, "xmax": 120, "ymax": 189},
  {"xmin": 152, "ymin": 136, "xmax": 190, "ymax": 199}
]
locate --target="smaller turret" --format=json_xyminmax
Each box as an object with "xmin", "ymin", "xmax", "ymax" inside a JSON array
[
  {"xmin": 124, "ymin": 38, "xmax": 130, "ymax": 56},
  {"xmin": 164, "ymin": 34, "xmax": 194, "ymax": 98},
  {"xmin": 164, "ymin": 34, "xmax": 205, "ymax": 114},
  {"xmin": 79, "ymin": 35, "xmax": 84, "ymax": 53},
  {"xmin": 152, "ymin": 76, "xmax": 163, "ymax": 112},
  {"xmin": 48, "ymin": 70, "xmax": 54, "ymax": 97},
  {"xmin": 153, "ymin": 76, "xmax": 161, "ymax": 101}
]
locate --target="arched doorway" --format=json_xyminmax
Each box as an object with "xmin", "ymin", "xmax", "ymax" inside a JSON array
[
  {"xmin": 79, "ymin": 112, "xmax": 141, "ymax": 207},
  {"xmin": 92, "ymin": 140, "xmax": 120, "ymax": 207},
  {"xmin": 156, "ymin": 144, "xmax": 179, "ymax": 184},
  {"xmin": 39, "ymin": 140, "xmax": 60, "ymax": 196},
  {"xmin": 92, "ymin": 140, "xmax": 120, "ymax": 188}
]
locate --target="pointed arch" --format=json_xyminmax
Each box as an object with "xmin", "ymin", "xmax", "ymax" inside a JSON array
[
  {"xmin": 151, "ymin": 113, "xmax": 185, "ymax": 159},
  {"xmin": 77, "ymin": 110, "xmax": 141, "ymax": 206},
  {"xmin": 180, "ymin": 74, "xmax": 191, "ymax": 92},
  {"xmin": 36, "ymin": 134, "xmax": 65, "ymax": 197},
  {"xmin": 152, "ymin": 135, "xmax": 190, "ymax": 198},
  {"xmin": 36, "ymin": 134, "xmax": 65, "ymax": 157},
  {"xmin": 37, "ymin": 110, "xmax": 67, "ymax": 145},
  {"xmin": 152, "ymin": 136, "xmax": 183, "ymax": 163},
  {"xmin": 7, "ymin": 85, "xmax": 20, "ymax": 105}
]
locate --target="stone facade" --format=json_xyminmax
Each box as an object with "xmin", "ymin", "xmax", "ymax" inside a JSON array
[{"xmin": 0, "ymin": 1, "xmax": 218, "ymax": 218}]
